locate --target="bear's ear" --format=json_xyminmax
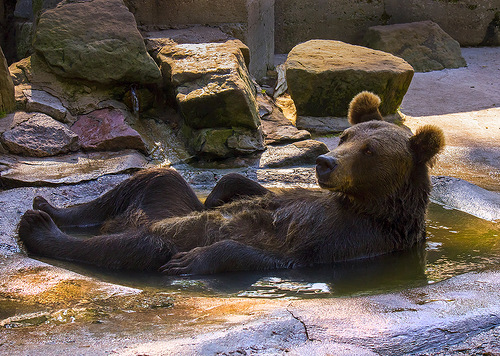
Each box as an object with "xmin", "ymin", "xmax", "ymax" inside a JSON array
[
  {"xmin": 409, "ymin": 125, "xmax": 445, "ymax": 164},
  {"xmin": 348, "ymin": 91, "xmax": 384, "ymax": 125}
]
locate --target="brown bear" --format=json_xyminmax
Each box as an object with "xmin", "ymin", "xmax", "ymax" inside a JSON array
[{"xmin": 17, "ymin": 92, "xmax": 445, "ymax": 275}]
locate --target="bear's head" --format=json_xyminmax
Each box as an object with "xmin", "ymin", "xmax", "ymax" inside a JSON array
[{"xmin": 316, "ymin": 92, "xmax": 445, "ymax": 200}]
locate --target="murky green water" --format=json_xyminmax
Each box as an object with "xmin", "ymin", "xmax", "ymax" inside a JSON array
[{"xmin": 43, "ymin": 203, "xmax": 499, "ymax": 299}]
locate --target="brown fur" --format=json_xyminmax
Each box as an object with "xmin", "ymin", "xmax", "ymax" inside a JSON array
[
  {"xmin": 348, "ymin": 91, "xmax": 383, "ymax": 124},
  {"xmin": 18, "ymin": 92, "xmax": 445, "ymax": 275}
]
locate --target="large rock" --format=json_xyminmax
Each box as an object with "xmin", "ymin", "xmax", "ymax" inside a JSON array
[
  {"xmin": 363, "ymin": 21, "xmax": 467, "ymax": 72},
  {"xmin": 9, "ymin": 56, "xmax": 132, "ymax": 116},
  {"xmin": 33, "ymin": 0, "xmax": 161, "ymax": 85},
  {"xmin": 1, "ymin": 112, "xmax": 79, "ymax": 157},
  {"xmin": 71, "ymin": 108, "xmax": 146, "ymax": 153},
  {"xmin": 158, "ymin": 41, "xmax": 259, "ymax": 130},
  {"xmin": 285, "ymin": 40, "xmax": 414, "ymax": 118},
  {"xmin": 0, "ymin": 47, "xmax": 15, "ymax": 115},
  {"xmin": 156, "ymin": 40, "xmax": 264, "ymax": 157}
]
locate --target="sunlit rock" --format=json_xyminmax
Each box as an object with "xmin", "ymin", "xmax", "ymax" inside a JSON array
[
  {"xmin": 33, "ymin": 0, "xmax": 161, "ymax": 85},
  {"xmin": 286, "ymin": 40, "xmax": 414, "ymax": 118},
  {"xmin": 1, "ymin": 112, "xmax": 79, "ymax": 157},
  {"xmin": 363, "ymin": 21, "xmax": 467, "ymax": 72},
  {"xmin": 144, "ymin": 26, "xmax": 250, "ymax": 67},
  {"xmin": 8, "ymin": 56, "xmax": 130, "ymax": 117},
  {"xmin": 8, "ymin": 56, "xmax": 32, "ymax": 86},
  {"xmin": 431, "ymin": 176, "xmax": 500, "ymax": 222},
  {"xmin": 257, "ymin": 93, "xmax": 310, "ymax": 145},
  {"xmin": 156, "ymin": 40, "xmax": 264, "ymax": 158},
  {"xmin": 0, "ymin": 150, "xmax": 146, "ymax": 186}
]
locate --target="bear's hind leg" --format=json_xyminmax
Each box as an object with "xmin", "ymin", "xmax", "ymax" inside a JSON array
[
  {"xmin": 18, "ymin": 209, "xmax": 78, "ymax": 258},
  {"xmin": 32, "ymin": 168, "xmax": 201, "ymax": 229},
  {"xmin": 205, "ymin": 173, "xmax": 270, "ymax": 208},
  {"xmin": 19, "ymin": 210, "xmax": 174, "ymax": 271}
]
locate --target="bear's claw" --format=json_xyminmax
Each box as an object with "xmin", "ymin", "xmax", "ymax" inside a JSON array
[{"xmin": 159, "ymin": 250, "xmax": 204, "ymax": 275}]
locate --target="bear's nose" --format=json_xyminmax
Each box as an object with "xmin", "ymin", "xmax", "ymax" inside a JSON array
[{"xmin": 316, "ymin": 155, "xmax": 338, "ymax": 180}]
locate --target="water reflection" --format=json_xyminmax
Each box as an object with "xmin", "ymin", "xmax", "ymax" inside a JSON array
[{"xmin": 40, "ymin": 203, "xmax": 499, "ymax": 299}]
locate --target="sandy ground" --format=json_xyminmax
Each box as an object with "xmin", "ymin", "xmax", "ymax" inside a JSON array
[{"xmin": 401, "ymin": 47, "xmax": 500, "ymax": 191}]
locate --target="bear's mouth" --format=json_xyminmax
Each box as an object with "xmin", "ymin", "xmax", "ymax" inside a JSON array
[{"xmin": 316, "ymin": 179, "xmax": 336, "ymax": 190}]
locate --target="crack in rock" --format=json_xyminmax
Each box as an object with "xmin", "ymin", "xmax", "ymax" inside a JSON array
[{"xmin": 287, "ymin": 304, "xmax": 314, "ymax": 342}]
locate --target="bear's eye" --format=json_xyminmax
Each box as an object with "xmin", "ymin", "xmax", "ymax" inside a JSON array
[{"xmin": 362, "ymin": 146, "xmax": 374, "ymax": 155}]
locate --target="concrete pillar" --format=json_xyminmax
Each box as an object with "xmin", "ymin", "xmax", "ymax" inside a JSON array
[{"xmin": 246, "ymin": 0, "xmax": 274, "ymax": 78}]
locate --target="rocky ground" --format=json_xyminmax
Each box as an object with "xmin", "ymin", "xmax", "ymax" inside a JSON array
[{"xmin": 0, "ymin": 47, "xmax": 499, "ymax": 355}]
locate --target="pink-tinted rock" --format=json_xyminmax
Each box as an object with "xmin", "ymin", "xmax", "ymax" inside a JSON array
[
  {"xmin": 1, "ymin": 113, "xmax": 79, "ymax": 157},
  {"xmin": 71, "ymin": 109, "xmax": 146, "ymax": 152}
]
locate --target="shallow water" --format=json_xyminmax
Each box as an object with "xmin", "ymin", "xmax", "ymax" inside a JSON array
[{"xmin": 41, "ymin": 203, "xmax": 499, "ymax": 300}]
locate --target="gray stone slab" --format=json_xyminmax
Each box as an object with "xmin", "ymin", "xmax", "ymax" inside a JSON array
[
  {"xmin": 431, "ymin": 175, "xmax": 500, "ymax": 222},
  {"xmin": 0, "ymin": 150, "xmax": 147, "ymax": 186},
  {"xmin": 259, "ymin": 139, "xmax": 328, "ymax": 168},
  {"xmin": 23, "ymin": 89, "xmax": 71, "ymax": 123}
]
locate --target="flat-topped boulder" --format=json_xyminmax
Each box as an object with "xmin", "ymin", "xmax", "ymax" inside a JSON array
[
  {"xmin": 363, "ymin": 21, "xmax": 467, "ymax": 72},
  {"xmin": 155, "ymin": 40, "xmax": 264, "ymax": 158},
  {"xmin": 33, "ymin": 0, "xmax": 161, "ymax": 85},
  {"xmin": 144, "ymin": 26, "xmax": 250, "ymax": 67},
  {"xmin": 286, "ymin": 40, "xmax": 414, "ymax": 118}
]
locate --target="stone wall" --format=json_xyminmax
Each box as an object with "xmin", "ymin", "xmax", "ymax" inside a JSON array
[
  {"xmin": 275, "ymin": 0, "xmax": 385, "ymax": 54},
  {"xmin": 385, "ymin": 0, "xmax": 500, "ymax": 47},
  {"xmin": 4, "ymin": 0, "xmax": 499, "ymax": 69},
  {"xmin": 275, "ymin": 0, "xmax": 500, "ymax": 53},
  {"xmin": 123, "ymin": 0, "xmax": 274, "ymax": 79}
]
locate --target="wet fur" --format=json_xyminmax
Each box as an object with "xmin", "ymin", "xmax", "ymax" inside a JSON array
[{"xmin": 18, "ymin": 92, "xmax": 445, "ymax": 275}]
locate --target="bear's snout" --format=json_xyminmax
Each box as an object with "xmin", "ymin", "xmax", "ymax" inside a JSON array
[{"xmin": 316, "ymin": 155, "xmax": 338, "ymax": 185}]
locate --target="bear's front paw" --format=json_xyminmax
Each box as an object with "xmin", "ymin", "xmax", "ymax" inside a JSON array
[{"xmin": 159, "ymin": 247, "xmax": 214, "ymax": 275}]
